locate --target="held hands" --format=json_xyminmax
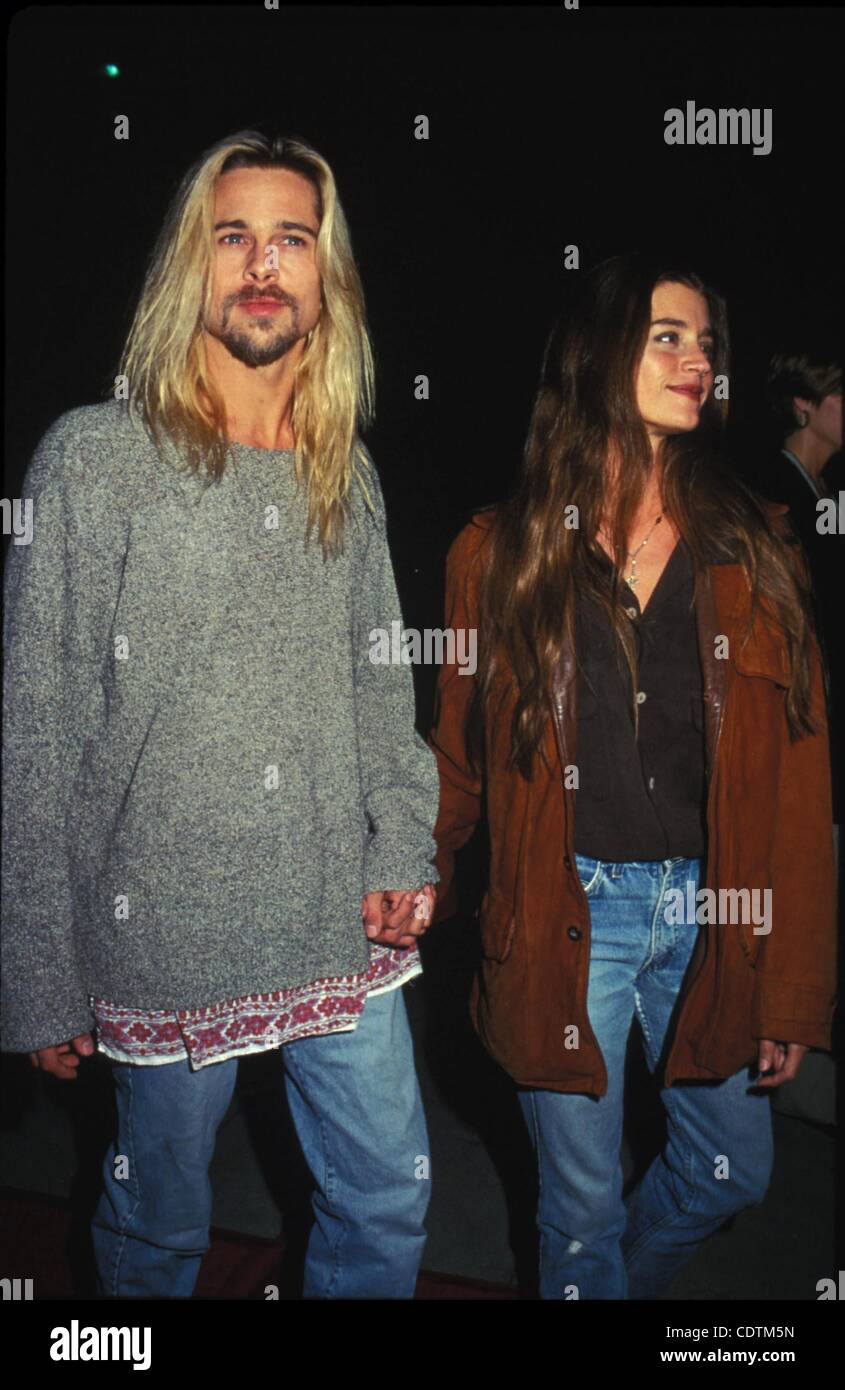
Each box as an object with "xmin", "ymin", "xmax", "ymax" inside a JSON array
[
  {"xmin": 361, "ymin": 883, "xmax": 437, "ymax": 949},
  {"xmin": 753, "ymin": 1039, "xmax": 809, "ymax": 1088},
  {"xmin": 26, "ymin": 889, "xmax": 440, "ymax": 1079}
]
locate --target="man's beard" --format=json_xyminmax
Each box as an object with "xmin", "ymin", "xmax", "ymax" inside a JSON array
[{"xmin": 204, "ymin": 300, "xmax": 303, "ymax": 368}]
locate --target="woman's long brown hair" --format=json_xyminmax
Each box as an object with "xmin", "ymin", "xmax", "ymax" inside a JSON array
[{"xmin": 465, "ymin": 253, "xmax": 818, "ymax": 781}]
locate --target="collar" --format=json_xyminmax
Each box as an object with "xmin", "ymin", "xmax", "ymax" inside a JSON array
[{"xmin": 781, "ymin": 447, "xmax": 824, "ymax": 499}]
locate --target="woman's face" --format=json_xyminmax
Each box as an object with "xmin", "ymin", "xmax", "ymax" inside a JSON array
[{"xmin": 635, "ymin": 281, "xmax": 716, "ymax": 446}]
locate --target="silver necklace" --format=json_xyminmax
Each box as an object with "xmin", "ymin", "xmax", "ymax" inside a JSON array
[{"xmin": 598, "ymin": 514, "xmax": 663, "ymax": 589}]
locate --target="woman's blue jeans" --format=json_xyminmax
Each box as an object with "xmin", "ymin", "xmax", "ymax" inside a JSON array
[
  {"xmin": 517, "ymin": 855, "xmax": 774, "ymax": 1300},
  {"xmin": 91, "ymin": 987, "xmax": 430, "ymax": 1298}
]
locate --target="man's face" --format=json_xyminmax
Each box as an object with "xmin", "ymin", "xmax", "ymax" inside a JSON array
[
  {"xmin": 635, "ymin": 281, "xmax": 716, "ymax": 441},
  {"xmin": 815, "ymin": 393, "xmax": 843, "ymax": 451},
  {"xmin": 204, "ymin": 166, "xmax": 322, "ymax": 368}
]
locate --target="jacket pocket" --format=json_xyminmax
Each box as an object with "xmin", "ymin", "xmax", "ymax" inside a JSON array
[
  {"xmin": 478, "ymin": 884, "xmax": 517, "ymax": 963},
  {"xmin": 730, "ymin": 624, "xmax": 791, "ymax": 686}
]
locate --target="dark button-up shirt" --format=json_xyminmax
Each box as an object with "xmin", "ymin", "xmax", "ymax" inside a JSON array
[{"xmin": 573, "ymin": 538, "xmax": 707, "ymax": 860}]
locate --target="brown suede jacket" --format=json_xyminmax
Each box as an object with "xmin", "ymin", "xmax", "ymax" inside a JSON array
[{"xmin": 428, "ymin": 504, "xmax": 838, "ymax": 1095}]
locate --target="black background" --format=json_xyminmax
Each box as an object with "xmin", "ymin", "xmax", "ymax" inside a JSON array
[
  {"xmin": 6, "ymin": 3, "xmax": 844, "ymax": 723},
  {"xmin": 2, "ymin": 2, "xmax": 844, "ymax": 1316}
]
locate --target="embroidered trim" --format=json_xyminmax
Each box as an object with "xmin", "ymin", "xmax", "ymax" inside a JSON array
[{"xmin": 92, "ymin": 946, "xmax": 421, "ymax": 1069}]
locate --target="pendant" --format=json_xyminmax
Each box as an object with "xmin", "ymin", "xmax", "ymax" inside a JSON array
[{"xmin": 628, "ymin": 574, "xmax": 639, "ymax": 588}]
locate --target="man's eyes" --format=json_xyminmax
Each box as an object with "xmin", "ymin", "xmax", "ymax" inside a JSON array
[{"xmin": 219, "ymin": 234, "xmax": 306, "ymax": 248}]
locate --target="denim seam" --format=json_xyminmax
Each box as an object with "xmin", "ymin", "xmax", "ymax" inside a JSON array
[
  {"xmin": 320, "ymin": 1115, "xmax": 346, "ymax": 1298},
  {"xmin": 629, "ymin": 866, "xmax": 700, "ymax": 1271},
  {"xmin": 642, "ymin": 866, "xmax": 668, "ymax": 972},
  {"xmin": 633, "ymin": 986, "xmax": 660, "ymax": 1073},
  {"xmin": 109, "ymin": 1066, "xmax": 143, "ymax": 1296},
  {"xmin": 623, "ymin": 1075, "xmax": 698, "ymax": 1270},
  {"xmin": 657, "ymin": 1086, "xmax": 697, "ymax": 1217},
  {"xmin": 526, "ymin": 1091, "xmax": 548, "ymax": 1280}
]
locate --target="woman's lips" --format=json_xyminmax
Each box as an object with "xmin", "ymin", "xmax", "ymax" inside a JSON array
[{"xmin": 668, "ymin": 386, "xmax": 701, "ymax": 399}]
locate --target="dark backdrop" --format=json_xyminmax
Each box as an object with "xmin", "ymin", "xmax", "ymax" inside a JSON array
[
  {"xmin": 3, "ymin": 1, "xmax": 844, "ymax": 1304},
  {"xmin": 6, "ymin": 4, "xmax": 844, "ymax": 729}
]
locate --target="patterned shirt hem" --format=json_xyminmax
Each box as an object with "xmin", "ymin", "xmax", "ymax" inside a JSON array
[{"xmin": 91, "ymin": 947, "xmax": 422, "ymax": 1069}]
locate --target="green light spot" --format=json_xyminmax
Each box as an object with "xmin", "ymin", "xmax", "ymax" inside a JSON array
[{"xmin": 104, "ymin": 64, "xmax": 120, "ymax": 78}]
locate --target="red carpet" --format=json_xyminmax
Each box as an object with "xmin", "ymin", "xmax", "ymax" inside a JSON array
[{"xmin": 0, "ymin": 1189, "xmax": 515, "ymax": 1299}]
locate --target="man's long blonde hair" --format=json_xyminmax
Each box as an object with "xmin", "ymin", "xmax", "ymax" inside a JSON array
[{"xmin": 115, "ymin": 129, "xmax": 376, "ymax": 556}]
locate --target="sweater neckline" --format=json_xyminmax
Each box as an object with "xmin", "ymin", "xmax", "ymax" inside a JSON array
[{"xmin": 228, "ymin": 439, "xmax": 295, "ymax": 457}]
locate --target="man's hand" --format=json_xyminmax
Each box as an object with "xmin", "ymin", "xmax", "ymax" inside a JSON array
[
  {"xmin": 362, "ymin": 883, "xmax": 437, "ymax": 949},
  {"xmin": 752, "ymin": 1039, "xmax": 809, "ymax": 1088},
  {"xmin": 28, "ymin": 1033, "xmax": 95, "ymax": 1081}
]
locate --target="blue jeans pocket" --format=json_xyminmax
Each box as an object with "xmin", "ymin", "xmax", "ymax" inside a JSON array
[{"xmin": 575, "ymin": 853, "xmax": 602, "ymax": 897}]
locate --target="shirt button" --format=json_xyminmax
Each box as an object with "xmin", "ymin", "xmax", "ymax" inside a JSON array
[
  {"xmin": 636, "ymin": 690, "xmax": 647, "ymax": 704},
  {"xmin": 567, "ymin": 925, "xmax": 583, "ymax": 941},
  {"xmin": 625, "ymin": 606, "xmax": 638, "ymax": 619},
  {"xmin": 648, "ymin": 775, "xmax": 655, "ymax": 790},
  {"xmin": 564, "ymin": 855, "xmax": 572, "ymax": 869}
]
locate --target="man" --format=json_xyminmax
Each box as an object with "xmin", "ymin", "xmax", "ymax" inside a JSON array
[
  {"xmin": 757, "ymin": 346, "xmax": 842, "ymax": 825},
  {"xmin": 747, "ymin": 345, "xmax": 843, "ymax": 1129},
  {"xmin": 2, "ymin": 130, "xmax": 440, "ymax": 1298}
]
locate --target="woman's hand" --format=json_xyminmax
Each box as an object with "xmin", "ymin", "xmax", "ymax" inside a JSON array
[{"xmin": 361, "ymin": 883, "xmax": 437, "ymax": 949}]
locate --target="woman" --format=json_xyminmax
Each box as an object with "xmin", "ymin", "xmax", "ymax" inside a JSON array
[{"xmin": 428, "ymin": 254, "xmax": 837, "ymax": 1300}]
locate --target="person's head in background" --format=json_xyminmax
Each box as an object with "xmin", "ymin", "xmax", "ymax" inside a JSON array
[{"xmin": 768, "ymin": 344, "xmax": 842, "ymax": 482}]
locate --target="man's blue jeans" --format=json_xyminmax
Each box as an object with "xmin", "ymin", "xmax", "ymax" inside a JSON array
[
  {"xmin": 517, "ymin": 855, "xmax": 774, "ymax": 1300},
  {"xmin": 91, "ymin": 986, "xmax": 430, "ymax": 1298}
]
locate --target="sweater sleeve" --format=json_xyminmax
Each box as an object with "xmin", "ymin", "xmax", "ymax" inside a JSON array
[
  {"xmin": 351, "ymin": 456, "xmax": 441, "ymax": 898},
  {"xmin": 1, "ymin": 412, "xmax": 120, "ymax": 1052}
]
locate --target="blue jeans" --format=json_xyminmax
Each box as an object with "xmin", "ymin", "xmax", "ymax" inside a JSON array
[
  {"xmin": 518, "ymin": 855, "xmax": 774, "ymax": 1300},
  {"xmin": 91, "ymin": 986, "xmax": 430, "ymax": 1298}
]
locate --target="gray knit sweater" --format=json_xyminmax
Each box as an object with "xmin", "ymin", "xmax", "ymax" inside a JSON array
[{"xmin": 2, "ymin": 400, "xmax": 441, "ymax": 1053}]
